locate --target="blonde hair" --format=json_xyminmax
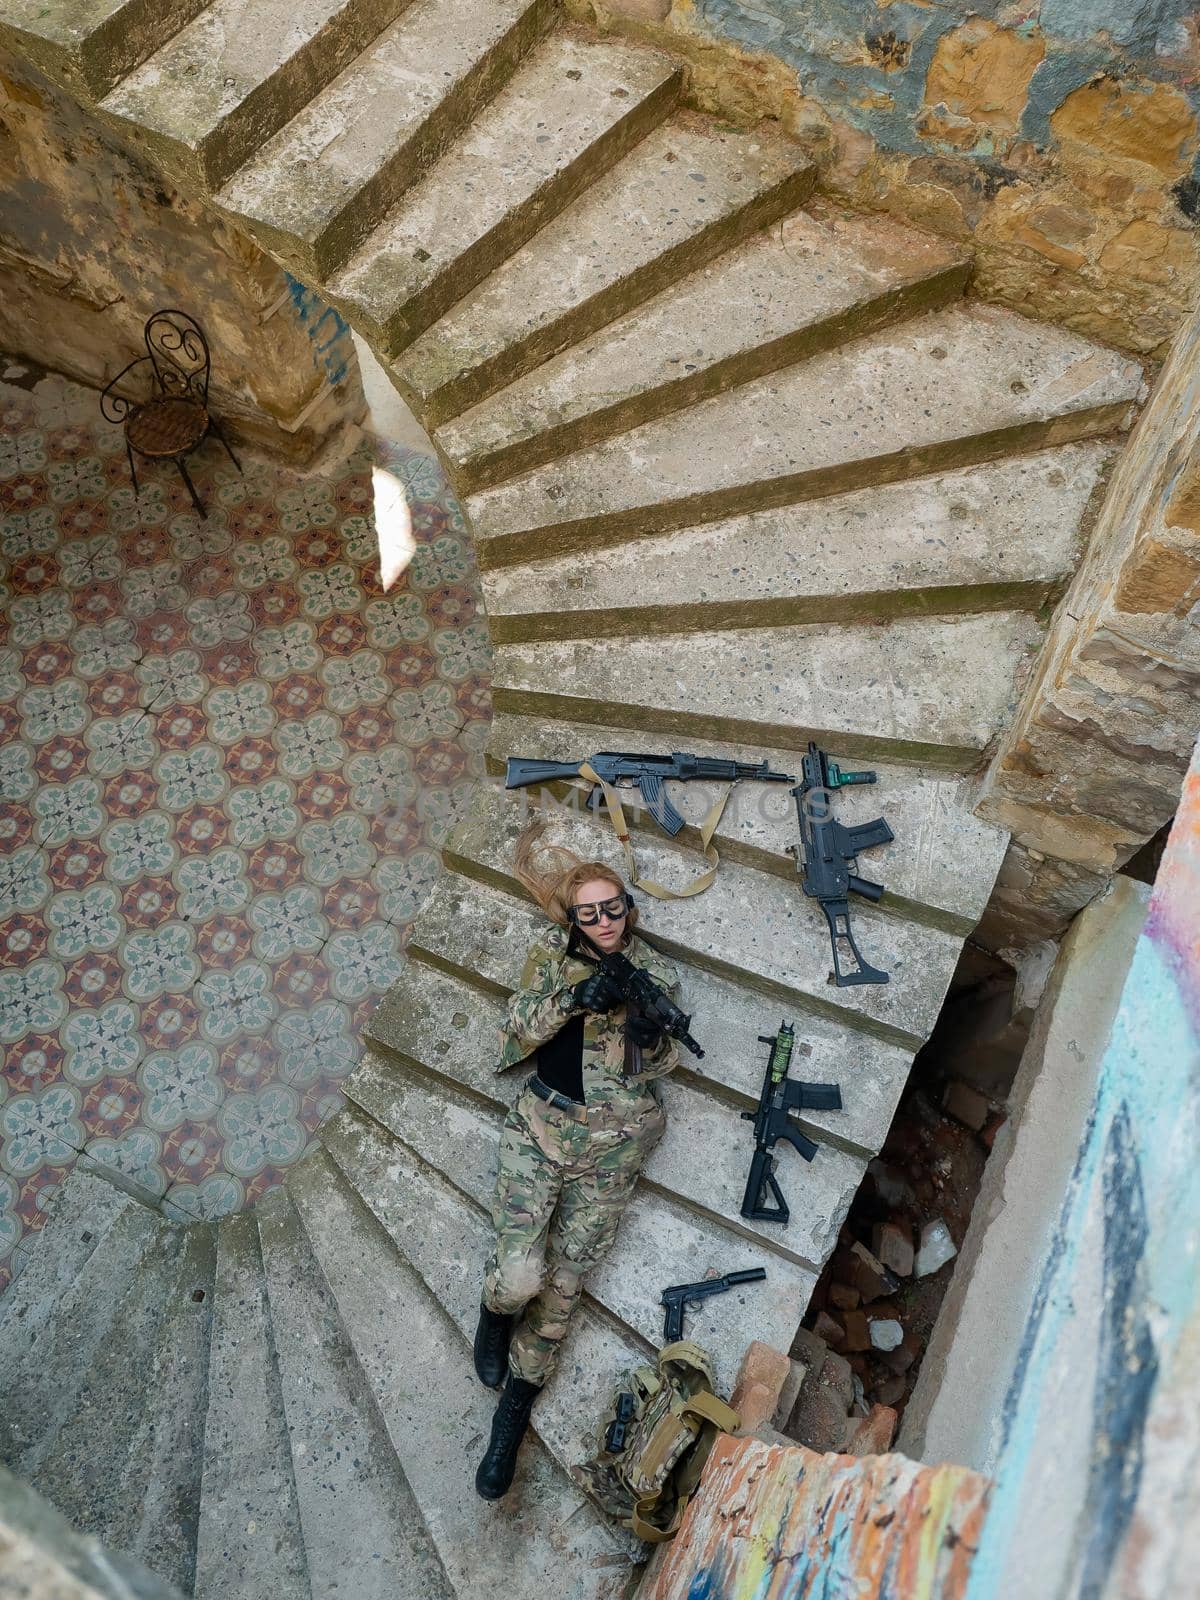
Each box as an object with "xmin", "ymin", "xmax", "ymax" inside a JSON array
[{"xmin": 513, "ymin": 820, "xmax": 638, "ymax": 938}]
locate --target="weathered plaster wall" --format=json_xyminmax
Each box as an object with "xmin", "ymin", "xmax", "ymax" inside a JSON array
[
  {"xmin": 961, "ymin": 740, "xmax": 1200, "ymax": 1600},
  {"xmin": 577, "ymin": 0, "xmax": 1200, "ymax": 355},
  {"xmin": 899, "ymin": 874, "xmax": 1150, "ymax": 1474},
  {"xmin": 974, "ymin": 294, "xmax": 1200, "ymax": 949},
  {"xmin": 0, "ymin": 48, "xmax": 364, "ymax": 462}
]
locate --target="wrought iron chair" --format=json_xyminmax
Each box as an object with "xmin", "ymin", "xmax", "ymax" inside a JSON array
[{"xmin": 101, "ymin": 309, "xmax": 242, "ymax": 519}]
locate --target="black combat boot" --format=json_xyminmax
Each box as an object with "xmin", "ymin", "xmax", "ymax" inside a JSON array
[
  {"xmin": 475, "ymin": 1373, "xmax": 540, "ymax": 1500},
  {"xmin": 473, "ymin": 1302, "xmax": 514, "ymax": 1389}
]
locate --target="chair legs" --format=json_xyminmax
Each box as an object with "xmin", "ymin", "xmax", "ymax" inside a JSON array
[
  {"xmin": 176, "ymin": 455, "xmax": 207, "ymax": 520},
  {"xmin": 207, "ymin": 415, "xmax": 243, "ymax": 476},
  {"xmin": 126, "ymin": 440, "xmax": 140, "ymax": 500}
]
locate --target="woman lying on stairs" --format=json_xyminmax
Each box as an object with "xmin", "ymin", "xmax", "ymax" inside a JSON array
[{"xmin": 473, "ymin": 822, "xmax": 682, "ymax": 1500}]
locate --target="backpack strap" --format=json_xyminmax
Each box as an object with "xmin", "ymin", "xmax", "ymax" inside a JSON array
[
  {"xmin": 679, "ymin": 1389, "xmax": 740, "ymax": 1435},
  {"xmin": 630, "ymin": 1495, "xmax": 689, "ymax": 1545},
  {"xmin": 577, "ymin": 763, "xmax": 729, "ymax": 901}
]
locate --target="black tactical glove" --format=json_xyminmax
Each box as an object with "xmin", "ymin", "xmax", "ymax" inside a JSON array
[
  {"xmin": 624, "ymin": 1013, "xmax": 664, "ymax": 1048},
  {"xmin": 572, "ymin": 971, "xmax": 624, "ymax": 1014}
]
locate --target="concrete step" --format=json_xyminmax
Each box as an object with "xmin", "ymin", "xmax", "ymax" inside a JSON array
[
  {"xmin": 329, "ymin": 28, "xmax": 681, "ymax": 355},
  {"xmin": 286, "ymin": 1143, "xmax": 636, "ymax": 1600},
  {"xmin": 101, "ymin": 1223, "xmax": 217, "ymax": 1594},
  {"xmin": 481, "ymin": 444, "xmax": 1114, "ymax": 641},
  {"xmin": 463, "ymin": 303, "xmax": 1142, "ymax": 567},
  {"xmin": 255, "ymin": 1184, "xmax": 454, "ymax": 1600},
  {"xmin": 491, "ymin": 610, "xmax": 1046, "ymax": 772},
  {"xmin": 0, "ymin": 1169, "xmax": 132, "ymax": 1386},
  {"xmin": 434, "ymin": 783, "xmax": 971, "ymax": 1047},
  {"xmin": 392, "ymin": 116, "xmax": 815, "ymax": 429},
  {"xmin": 20, "ymin": 1220, "xmax": 194, "ymax": 1532},
  {"xmin": 355, "ymin": 977, "xmax": 858, "ymax": 1273},
  {"xmin": 438, "ymin": 202, "xmax": 970, "ymax": 490},
  {"xmin": 318, "ymin": 1105, "xmax": 650, "ymax": 1535},
  {"xmin": 195, "ymin": 1212, "xmax": 308, "ymax": 1600},
  {"xmin": 484, "ymin": 711, "xmax": 1008, "ymax": 933},
  {"xmin": 374, "ymin": 931, "xmax": 913, "ymax": 1160},
  {"xmin": 349, "ymin": 1029, "xmax": 820, "ymax": 1371},
  {"xmin": 217, "ymin": 0, "xmax": 557, "ymax": 280},
  {"xmin": 0, "ymin": 1464, "xmax": 188, "ymax": 1600},
  {"xmin": 0, "ymin": 0, "xmax": 210, "ymax": 99},
  {"xmin": 100, "ymin": 0, "xmax": 416, "ymax": 189},
  {"xmin": 0, "ymin": 1199, "xmax": 171, "ymax": 1468}
]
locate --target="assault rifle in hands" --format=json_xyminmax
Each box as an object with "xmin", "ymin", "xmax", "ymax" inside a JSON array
[
  {"xmin": 505, "ymin": 751, "xmax": 794, "ymax": 838},
  {"xmin": 593, "ymin": 948, "xmax": 705, "ymax": 1060},
  {"xmin": 740, "ymin": 1023, "xmax": 842, "ymax": 1225},
  {"xmin": 791, "ymin": 741, "xmax": 893, "ymax": 987}
]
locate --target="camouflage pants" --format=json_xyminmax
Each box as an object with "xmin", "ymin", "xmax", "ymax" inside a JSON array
[{"xmin": 483, "ymin": 1082, "xmax": 667, "ymax": 1386}]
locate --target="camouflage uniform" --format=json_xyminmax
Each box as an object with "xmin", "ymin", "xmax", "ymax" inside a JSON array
[{"xmin": 483, "ymin": 922, "xmax": 681, "ymax": 1385}]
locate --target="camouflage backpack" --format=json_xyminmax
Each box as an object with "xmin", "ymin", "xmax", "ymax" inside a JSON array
[{"xmin": 571, "ymin": 1341, "xmax": 740, "ymax": 1543}]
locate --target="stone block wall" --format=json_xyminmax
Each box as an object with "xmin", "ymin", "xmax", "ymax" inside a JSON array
[
  {"xmin": 975, "ymin": 295, "xmax": 1200, "ymax": 948},
  {"xmin": 575, "ymin": 0, "xmax": 1200, "ymax": 356},
  {"xmin": 0, "ymin": 49, "xmax": 365, "ymax": 462}
]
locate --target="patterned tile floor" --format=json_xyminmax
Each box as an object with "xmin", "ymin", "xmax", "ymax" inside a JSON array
[{"xmin": 0, "ymin": 363, "xmax": 492, "ymax": 1288}]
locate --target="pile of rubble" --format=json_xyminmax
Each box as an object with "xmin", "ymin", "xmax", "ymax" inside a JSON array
[{"xmin": 781, "ymin": 1077, "xmax": 1005, "ymax": 1452}]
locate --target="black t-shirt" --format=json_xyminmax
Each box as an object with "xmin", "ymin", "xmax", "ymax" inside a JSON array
[{"xmin": 535, "ymin": 1011, "xmax": 585, "ymax": 1103}]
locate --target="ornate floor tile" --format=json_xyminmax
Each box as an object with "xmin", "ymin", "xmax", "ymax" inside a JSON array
[{"xmin": 0, "ymin": 366, "xmax": 492, "ymax": 1276}]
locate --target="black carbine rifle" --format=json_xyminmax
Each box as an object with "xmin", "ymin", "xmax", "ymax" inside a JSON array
[
  {"xmin": 660, "ymin": 1269, "xmax": 767, "ymax": 1342},
  {"xmin": 791, "ymin": 741, "xmax": 893, "ymax": 987},
  {"xmin": 593, "ymin": 948, "xmax": 705, "ymax": 1060},
  {"xmin": 505, "ymin": 751, "xmax": 794, "ymax": 838},
  {"xmin": 740, "ymin": 1023, "xmax": 842, "ymax": 1225}
]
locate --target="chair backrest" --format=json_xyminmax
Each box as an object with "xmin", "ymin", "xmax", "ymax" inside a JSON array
[{"xmin": 145, "ymin": 310, "xmax": 210, "ymax": 405}]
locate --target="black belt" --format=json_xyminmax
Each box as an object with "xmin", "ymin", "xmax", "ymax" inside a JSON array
[{"xmin": 526, "ymin": 1073, "xmax": 585, "ymax": 1113}]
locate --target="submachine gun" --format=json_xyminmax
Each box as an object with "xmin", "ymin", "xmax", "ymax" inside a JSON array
[
  {"xmin": 791, "ymin": 741, "xmax": 893, "ymax": 987},
  {"xmin": 594, "ymin": 948, "xmax": 705, "ymax": 1060},
  {"xmin": 505, "ymin": 750, "xmax": 794, "ymax": 838},
  {"xmin": 740, "ymin": 1023, "xmax": 842, "ymax": 1225}
]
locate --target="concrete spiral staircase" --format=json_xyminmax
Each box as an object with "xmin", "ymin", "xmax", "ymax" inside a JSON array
[{"xmin": 0, "ymin": 0, "xmax": 1146, "ymax": 1595}]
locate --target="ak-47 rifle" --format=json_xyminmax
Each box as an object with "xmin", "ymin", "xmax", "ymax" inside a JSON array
[
  {"xmin": 740, "ymin": 1023, "xmax": 842, "ymax": 1225},
  {"xmin": 505, "ymin": 750, "xmax": 794, "ymax": 838},
  {"xmin": 791, "ymin": 741, "xmax": 893, "ymax": 987}
]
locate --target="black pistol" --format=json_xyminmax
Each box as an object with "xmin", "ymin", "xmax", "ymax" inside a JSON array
[{"xmin": 660, "ymin": 1269, "xmax": 767, "ymax": 1342}]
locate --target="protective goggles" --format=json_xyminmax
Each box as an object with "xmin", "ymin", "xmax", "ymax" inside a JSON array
[{"xmin": 568, "ymin": 894, "xmax": 631, "ymax": 926}]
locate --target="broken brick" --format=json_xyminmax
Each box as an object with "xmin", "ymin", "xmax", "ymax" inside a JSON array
[
  {"xmin": 877, "ymin": 1333, "xmax": 919, "ymax": 1375},
  {"xmin": 847, "ymin": 1241, "xmax": 899, "ymax": 1303},
  {"xmin": 829, "ymin": 1281, "xmax": 861, "ymax": 1312},
  {"xmin": 942, "ymin": 1080, "xmax": 990, "ymax": 1132},
  {"xmin": 731, "ymin": 1340, "xmax": 792, "ymax": 1433},
  {"xmin": 842, "ymin": 1310, "xmax": 870, "ymax": 1352},
  {"xmin": 842, "ymin": 1402, "xmax": 898, "ymax": 1457},
  {"xmin": 813, "ymin": 1310, "xmax": 846, "ymax": 1349},
  {"xmin": 872, "ymin": 1221, "xmax": 915, "ymax": 1278},
  {"xmin": 873, "ymin": 1374, "xmax": 907, "ymax": 1407}
]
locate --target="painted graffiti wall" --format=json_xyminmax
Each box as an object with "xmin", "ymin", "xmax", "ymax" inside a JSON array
[
  {"xmin": 577, "ymin": 0, "xmax": 1200, "ymax": 355},
  {"xmin": 642, "ymin": 1432, "xmax": 990, "ymax": 1599},
  {"xmin": 966, "ymin": 739, "xmax": 1200, "ymax": 1598}
]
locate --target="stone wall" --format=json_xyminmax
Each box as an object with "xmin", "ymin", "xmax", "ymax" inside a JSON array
[
  {"xmin": 0, "ymin": 48, "xmax": 364, "ymax": 462},
  {"xmin": 575, "ymin": 0, "xmax": 1200, "ymax": 356},
  {"xmin": 974, "ymin": 295, "xmax": 1200, "ymax": 949}
]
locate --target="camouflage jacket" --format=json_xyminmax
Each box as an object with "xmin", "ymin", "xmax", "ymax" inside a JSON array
[{"xmin": 496, "ymin": 922, "xmax": 682, "ymax": 1107}]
